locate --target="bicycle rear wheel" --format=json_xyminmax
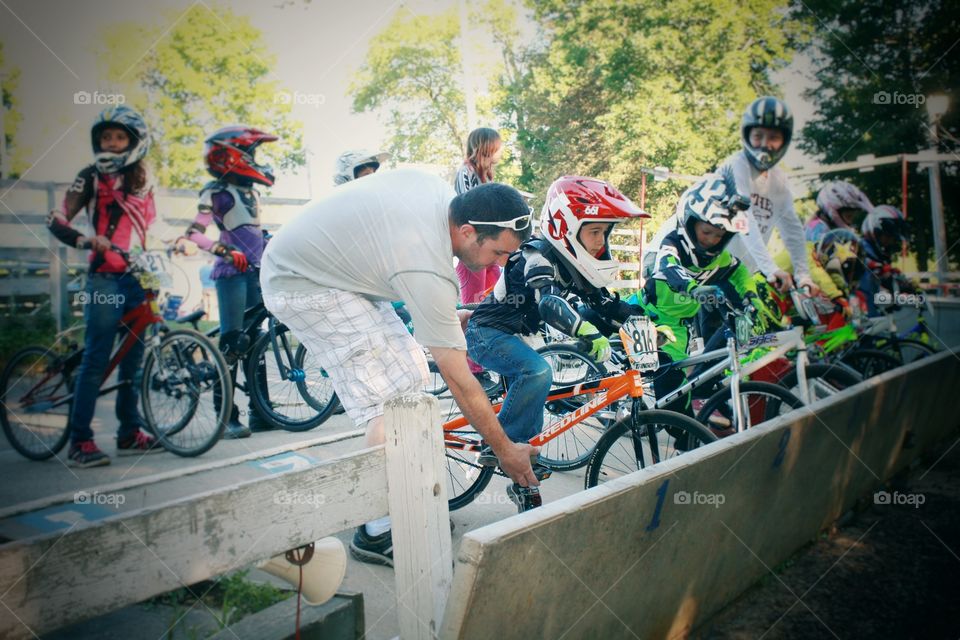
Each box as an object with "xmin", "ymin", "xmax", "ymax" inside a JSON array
[
  {"xmin": 536, "ymin": 343, "xmax": 612, "ymax": 471},
  {"xmin": 247, "ymin": 327, "xmax": 334, "ymax": 432},
  {"xmin": 584, "ymin": 411, "xmax": 716, "ymax": 488},
  {"xmin": 695, "ymin": 381, "xmax": 803, "ymax": 436},
  {"xmin": 841, "ymin": 348, "xmax": 901, "ymax": 378},
  {"xmin": 880, "ymin": 338, "xmax": 936, "ymax": 365},
  {"xmin": 445, "ymin": 425, "xmax": 495, "ymax": 510},
  {"xmin": 141, "ymin": 329, "xmax": 230, "ymax": 457},
  {"xmin": 0, "ymin": 346, "xmax": 72, "ymax": 460},
  {"xmin": 779, "ymin": 362, "xmax": 863, "ymax": 404}
]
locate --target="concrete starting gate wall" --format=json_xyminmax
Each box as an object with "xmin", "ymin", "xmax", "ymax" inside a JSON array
[{"xmin": 440, "ymin": 351, "xmax": 960, "ymax": 639}]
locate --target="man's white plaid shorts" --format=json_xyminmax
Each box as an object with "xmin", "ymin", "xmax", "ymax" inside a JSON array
[{"xmin": 263, "ymin": 288, "xmax": 429, "ymax": 426}]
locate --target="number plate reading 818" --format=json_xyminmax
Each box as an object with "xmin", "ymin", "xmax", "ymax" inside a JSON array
[{"xmin": 619, "ymin": 316, "xmax": 659, "ymax": 372}]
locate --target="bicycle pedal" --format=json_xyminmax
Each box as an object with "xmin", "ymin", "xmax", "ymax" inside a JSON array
[{"xmin": 507, "ymin": 484, "xmax": 542, "ymax": 512}]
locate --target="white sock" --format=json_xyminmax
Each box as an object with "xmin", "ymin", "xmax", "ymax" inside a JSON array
[{"xmin": 365, "ymin": 516, "xmax": 391, "ymax": 537}]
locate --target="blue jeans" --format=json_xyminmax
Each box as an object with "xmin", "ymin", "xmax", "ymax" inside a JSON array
[
  {"xmin": 69, "ymin": 273, "xmax": 148, "ymax": 444},
  {"xmin": 215, "ymin": 268, "xmax": 262, "ymax": 334},
  {"xmin": 465, "ymin": 324, "xmax": 552, "ymax": 443}
]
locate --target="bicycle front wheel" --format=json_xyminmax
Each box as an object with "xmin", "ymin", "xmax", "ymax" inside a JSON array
[
  {"xmin": 695, "ymin": 381, "xmax": 803, "ymax": 436},
  {"xmin": 141, "ymin": 329, "xmax": 230, "ymax": 457},
  {"xmin": 0, "ymin": 346, "xmax": 72, "ymax": 460},
  {"xmin": 584, "ymin": 411, "xmax": 717, "ymax": 488},
  {"xmin": 247, "ymin": 327, "xmax": 334, "ymax": 432},
  {"xmin": 536, "ymin": 343, "xmax": 611, "ymax": 471}
]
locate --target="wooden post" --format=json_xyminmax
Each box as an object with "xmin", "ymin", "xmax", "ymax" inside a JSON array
[{"xmin": 383, "ymin": 392, "xmax": 453, "ymax": 640}]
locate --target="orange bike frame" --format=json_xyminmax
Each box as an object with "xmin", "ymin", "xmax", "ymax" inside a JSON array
[{"xmin": 442, "ymin": 368, "xmax": 646, "ymax": 451}]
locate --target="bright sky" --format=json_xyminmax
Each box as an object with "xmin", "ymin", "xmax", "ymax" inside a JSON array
[{"xmin": 0, "ymin": 0, "xmax": 818, "ymax": 201}]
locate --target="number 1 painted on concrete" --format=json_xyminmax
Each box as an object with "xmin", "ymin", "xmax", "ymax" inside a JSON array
[{"xmin": 646, "ymin": 479, "xmax": 670, "ymax": 531}]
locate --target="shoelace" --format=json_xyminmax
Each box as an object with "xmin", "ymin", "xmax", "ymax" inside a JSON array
[
  {"xmin": 79, "ymin": 441, "xmax": 100, "ymax": 454},
  {"xmin": 129, "ymin": 431, "xmax": 154, "ymax": 449}
]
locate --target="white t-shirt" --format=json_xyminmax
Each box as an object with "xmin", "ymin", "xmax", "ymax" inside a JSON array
[
  {"xmin": 260, "ymin": 169, "xmax": 466, "ymax": 349},
  {"xmin": 719, "ymin": 151, "xmax": 810, "ymax": 279}
]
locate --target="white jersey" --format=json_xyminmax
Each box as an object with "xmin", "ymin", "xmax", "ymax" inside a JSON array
[
  {"xmin": 718, "ymin": 151, "xmax": 810, "ymax": 279},
  {"xmin": 260, "ymin": 169, "xmax": 465, "ymax": 349}
]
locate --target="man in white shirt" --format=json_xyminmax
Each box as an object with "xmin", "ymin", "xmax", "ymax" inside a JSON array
[
  {"xmin": 720, "ymin": 96, "xmax": 818, "ymax": 294},
  {"xmin": 260, "ymin": 169, "xmax": 537, "ymax": 565}
]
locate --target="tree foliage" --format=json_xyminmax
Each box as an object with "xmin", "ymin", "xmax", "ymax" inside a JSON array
[
  {"xmin": 100, "ymin": 4, "xmax": 305, "ymax": 190},
  {"xmin": 352, "ymin": 0, "xmax": 809, "ymax": 236},
  {"xmin": 349, "ymin": 8, "xmax": 467, "ymax": 168},
  {"xmin": 0, "ymin": 41, "xmax": 24, "ymax": 178},
  {"xmin": 798, "ymin": 0, "xmax": 960, "ymax": 268}
]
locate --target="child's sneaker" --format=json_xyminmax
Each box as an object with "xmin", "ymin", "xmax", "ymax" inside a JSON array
[
  {"xmin": 68, "ymin": 440, "xmax": 111, "ymax": 468},
  {"xmin": 349, "ymin": 526, "xmax": 394, "ymax": 567},
  {"xmin": 116, "ymin": 430, "xmax": 164, "ymax": 456}
]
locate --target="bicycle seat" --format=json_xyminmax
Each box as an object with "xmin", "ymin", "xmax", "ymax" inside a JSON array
[{"xmin": 175, "ymin": 309, "xmax": 206, "ymax": 329}]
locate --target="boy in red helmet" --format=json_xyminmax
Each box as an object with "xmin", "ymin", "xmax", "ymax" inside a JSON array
[
  {"xmin": 466, "ymin": 176, "xmax": 648, "ymax": 511},
  {"xmin": 180, "ymin": 125, "xmax": 277, "ymax": 438}
]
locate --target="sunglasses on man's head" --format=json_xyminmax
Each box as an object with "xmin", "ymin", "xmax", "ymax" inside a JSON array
[{"xmin": 467, "ymin": 212, "xmax": 532, "ymax": 231}]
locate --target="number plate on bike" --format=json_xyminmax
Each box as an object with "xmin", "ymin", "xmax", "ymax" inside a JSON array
[
  {"xmin": 133, "ymin": 251, "xmax": 174, "ymax": 290},
  {"xmin": 619, "ymin": 316, "xmax": 659, "ymax": 371}
]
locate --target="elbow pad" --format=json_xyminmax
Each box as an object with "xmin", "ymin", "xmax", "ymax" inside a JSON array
[
  {"xmin": 523, "ymin": 248, "xmax": 557, "ymax": 290},
  {"xmin": 47, "ymin": 214, "xmax": 82, "ymax": 248},
  {"xmin": 538, "ymin": 294, "xmax": 582, "ymax": 336}
]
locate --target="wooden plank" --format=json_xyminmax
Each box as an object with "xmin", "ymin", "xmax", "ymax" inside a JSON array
[
  {"xmin": 0, "ymin": 446, "xmax": 389, "ymax": 639},
  {"xmin": 384, "ymin": 393, "xmax": 453, "ymax": 640},
  {"xmin": 0, "ymin": 428, "xmax": 364, "ymax": 521},
  {"xmin": 0, "ymin": 279, "xmax": 49, "ymax": 297}
]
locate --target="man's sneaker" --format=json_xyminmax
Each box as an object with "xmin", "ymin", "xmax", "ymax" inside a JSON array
[
  {"xmin": 506, "ymin": 484, "xmax": 543, "ymax": 513},
  {"xmin": 349, "ymin": 526, "xmax": 394, "ymax": 567},
  {"xmin": 116, "ymin": 430, "xmax": 164, "ymax": 456},
  {"xmin": 68, "ymin": 440, "xmax": 111, "ymax": 468}
]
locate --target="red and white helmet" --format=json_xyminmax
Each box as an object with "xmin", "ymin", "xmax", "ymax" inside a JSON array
[
  {"xmin": 539, "ymin": 176, "xmax": 647, "ymax": 288},
  {"xmin": 815, "ymin": 181, "xmax": 873, "ymax": 231},
  {"xmin": 204, "ymin": 126, "xmax": 278, "ymax": 186}
]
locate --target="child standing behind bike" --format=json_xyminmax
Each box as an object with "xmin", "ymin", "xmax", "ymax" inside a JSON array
[
  {"xmin": 180, "ymin": 126, "xmax": 277, "ymax": 438},
  {"xmin": 46, "ymin": 105, "xmax": 160, "ymax": 467},
  {"xmin": 638, "ymin": 174, "xmax": 758, "ymax": 413},
  {"xmin": 466, "ymin": 176, "xmax": 647, "ymax": 511},
  {"xmin": 455, "ymin": 128, "xmax": 504, "ymax": 303}
]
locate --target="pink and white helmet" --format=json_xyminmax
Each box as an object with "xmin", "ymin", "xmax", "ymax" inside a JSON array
[{"xmin": 815, "ymin": 181, "xmax": 874, "ymax": 231}]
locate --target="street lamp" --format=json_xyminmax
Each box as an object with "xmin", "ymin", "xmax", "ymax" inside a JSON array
[
  {"xmin": 927, "ymin": 94, "xmax": 950, "ymax": 125},
  {"xmin": 925, "ymin": 93, "xmax": 950, "ymax": 289}
]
